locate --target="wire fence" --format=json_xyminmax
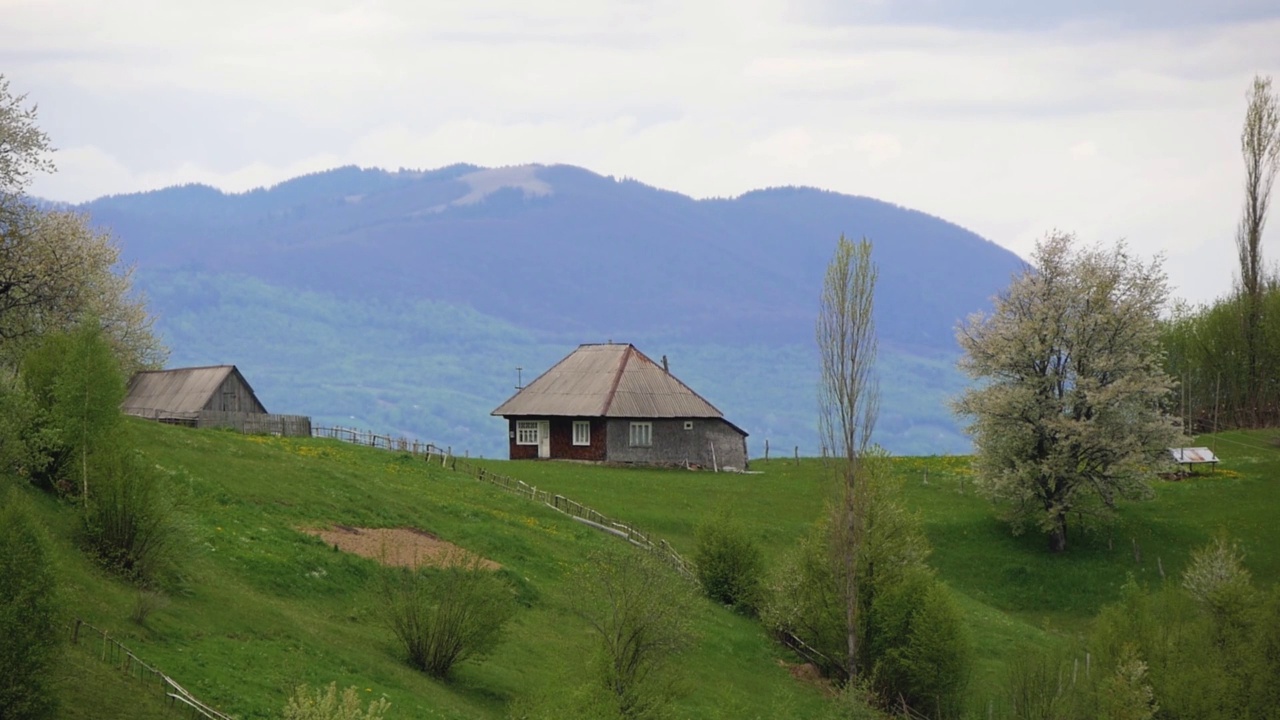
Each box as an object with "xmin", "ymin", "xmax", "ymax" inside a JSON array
[{"xmin": 69, "ymin": 618, "xmax": 234, "ymax": 720}]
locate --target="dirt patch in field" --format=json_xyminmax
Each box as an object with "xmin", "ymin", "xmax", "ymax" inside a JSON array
[{"xmin": 302, "ymin": 526, "xmax": 500, "ymax": 570}]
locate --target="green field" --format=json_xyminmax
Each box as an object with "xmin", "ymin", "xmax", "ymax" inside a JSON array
[{"xmin": 8, "ymin": 422, "xmax": 1279, "ymax": 718}]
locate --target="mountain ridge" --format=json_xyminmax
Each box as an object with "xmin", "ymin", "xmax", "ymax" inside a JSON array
[{"xmin": 79, "ymin": 163, "xmax": 1026, "ymax": 455}]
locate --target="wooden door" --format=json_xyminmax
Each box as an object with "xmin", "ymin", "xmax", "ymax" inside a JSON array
[{"xmin": 538, "ymin": 421, "xmax": 551, "ymax": 458}]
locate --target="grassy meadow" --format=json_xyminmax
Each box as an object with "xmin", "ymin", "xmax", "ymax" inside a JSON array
[
  {"xmin": 6, "ymin": 419, "xmax": 829, "ymax": 720},
  {"xmin": 7, "ymin": 420, "xmax": 1280, "ymax": 718}
]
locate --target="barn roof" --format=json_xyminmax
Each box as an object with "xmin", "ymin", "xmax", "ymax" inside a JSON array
[
  {"xmin": 122, "ymin": 365, "xmax": 265, "ymax": 415},
  {"xmin": 492, "ymin": 344, "xmax": 744, "ymax": 433}
]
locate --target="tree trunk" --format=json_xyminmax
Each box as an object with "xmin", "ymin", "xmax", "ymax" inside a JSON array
[{"xmin": 1048, "ymin": 520, "xmax": 1068, "ymax": 553}]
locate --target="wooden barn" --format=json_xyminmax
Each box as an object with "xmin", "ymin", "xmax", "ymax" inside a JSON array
[
  {"xmin": 492, "ymin": 343, "xmax": 748, "ymax": 469},
  {"xmin": 121, "ymin": 365, "xmax": 310, "ymax": 436}
]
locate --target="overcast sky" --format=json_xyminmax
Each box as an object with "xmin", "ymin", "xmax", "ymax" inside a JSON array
[{"xmin": 5, "ymin": 0, "xmax": 1279, "ymax": 305}]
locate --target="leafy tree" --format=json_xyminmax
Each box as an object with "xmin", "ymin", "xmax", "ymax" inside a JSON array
[
  {"xmin": 282, "ymin": 682, "xmax": 390, "ymax": 720},
  {"xmin": 1095, "ymin": 644, "xmax": 1158, "ymax": 720},
  {"xmin": 0, "ymin": 73, "xmax": 164, "ymax": 372},
  {"xmin": 955, "ymin": 232, "xmax": 1179, "ymax": 552},
  {"xmin": 762, "ymin": 451, "xmax": 969, "ymax": 714},
  {"xmin": 0, "ymin": 489, "xmax": 62, "ymax": 720},
  {"xmin": 0, "ymin": 371, "xmax": 54, "ymax": 481},
  {"xmin": 571, "ymin": 547, "xmax": 697, "ymax": 719},
  {"xmin": 817, "ymin": 234, "xmax": 880, "ymax": 679},
  {"xmin": 381, "ymin": 553, "xmax": 515, "ymax": 679},
  {"xmin": 0, "ymin": 75, "xmax": 53, "ymax": 197},
  {"xmin": 1236, "ymin": 74, "xmax": 1280, "ymax": 421},
  {"xmin": 1181, "ymin": 535, "xmax": 1254, "ymax": 624},
  {"xmin": 1162, "ymin": 75, "xmax": 1280, "ymax": 431},
  {"xmin": 21, "ymin": 321, "xmax": 126, "ymax": 499},
  {"xmin": 693, "ymin": 510, "xmax": 764, "ymax": 614}
]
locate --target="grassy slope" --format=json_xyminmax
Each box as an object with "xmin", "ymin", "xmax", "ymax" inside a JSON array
[
  {"xmin": 478, "ymin": 430, "xmax": 1280, "ymax": 701},
  {"xmin": 13, "ymin": 423, "xmax": 1278, "ymax": 718},
  {"xmin": 6, "ymin": 419, "xmax": 829, "ymax": 720}
]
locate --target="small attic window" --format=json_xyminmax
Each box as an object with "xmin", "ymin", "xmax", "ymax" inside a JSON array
[{"xmin": 683, "ymin": 421, "xmax": 694, "ymax": 430}]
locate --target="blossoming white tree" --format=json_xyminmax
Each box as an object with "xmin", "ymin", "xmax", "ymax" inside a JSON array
[{"xmin": 955, "ymin": 232, "xmax": 1179, "ymax": 552}]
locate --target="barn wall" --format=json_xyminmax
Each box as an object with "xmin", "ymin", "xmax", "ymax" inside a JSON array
[
  {"xmin": 202, "ymin": 371, "xmax": 267, "ymax": 414},
  {"xmin": 604, "ymin": 418, "xmax": 747, "ymax": 469}
]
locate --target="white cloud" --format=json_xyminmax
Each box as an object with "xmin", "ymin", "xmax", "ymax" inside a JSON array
[{"xmin": 7, "ymin": 0, "xmax": 1280, "ymax": 304}]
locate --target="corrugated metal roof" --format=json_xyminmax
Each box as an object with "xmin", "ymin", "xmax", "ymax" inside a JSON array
[
  {"xmin": 492, "ymin": 343, "xmax": 732, "ymax": 421},
  {"xmin": 121, "ymin": 365, "xmax": 261, "ymax": 415}
]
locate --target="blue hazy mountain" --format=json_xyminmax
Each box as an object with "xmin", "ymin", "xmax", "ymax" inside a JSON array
[{"xmin": 83, "ymin": 164, "xmax": 1026, "ymax": 457}]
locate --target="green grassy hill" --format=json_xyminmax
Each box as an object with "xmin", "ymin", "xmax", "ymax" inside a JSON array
[
  {"xmin": 7, "ymin": 419, "xmax": 829, "ymax": 720},
  {"xmin": 9, "ymin": 422, "xmax": 1279, "ymax": 718}
]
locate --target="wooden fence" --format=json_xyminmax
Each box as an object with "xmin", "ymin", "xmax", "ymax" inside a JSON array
[
  {"xmin": 127, "ymin": 408, "xmax": 312, "ymax": 437},
  {"xmin": 69, "ymin": 618, "xmax": 233, "ymax": 720},
  {"xmin": 197, "ymin": 410, "xmax": 311, "ymax": 437},
  {"xmin": 310, "ymin": 426, "xmax": 693, "ymax": 578},
  {"xmin": 311, "ymin": 426, "xmax": 443, "ymax": 455}
]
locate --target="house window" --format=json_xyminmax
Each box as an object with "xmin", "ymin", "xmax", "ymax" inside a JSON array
[
  {"xmin": 629, "ymin": 422, "xmax": 652, "ymax": 447},
  {"xmin": 683, "ymin": 421, "xmax": 694, "ymax": 430},
  {"xmin": 573, "ymin": 421, "xmax": 591, "ymax": 446},
  {"xmin": 516, "ymin": 421, "xmax": 539, "ymax": 445}
]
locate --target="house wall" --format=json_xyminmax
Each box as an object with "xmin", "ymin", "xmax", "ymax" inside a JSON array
[
  {"xmin": 549, "ymin": 418, "xmax": 607, "ymax": 461},
  {"xmin": 202, "ymin": 372, "xmax": 267, "ymax": 414},
  {"xmin": 507, "ymin": 418, "xmax": 538, "ymax": 460},
  {"xmin": 604, "ymin": 418, "xmax": 748, "ymax": 469},
  {"xmin": 505, "ymin": 418, "xmax": 608, "ymax": 461}
]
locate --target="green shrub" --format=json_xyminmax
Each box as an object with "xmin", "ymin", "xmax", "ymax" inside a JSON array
[
  {"xmin": 693, "ymin": 511, "xmax": 764, "ymax": 614},
  {"xmin": 382, "ymin": 553, "xmax": 516, "ymax": 679},
  {"xmin": 866, "ymin": 571, "xmax": 971, "ymax": 719},
  {"xmin": 999, "ymin": 646, "xmax": 1091, "ymax": 720},
  {"xmin": 283, "ymin": 682, "xmax": 390, "ymax": 720},
  {"xmin": 572, "ymin": 546, "xmax": 698, "ymax": 720},
  {"xmin": 80, "ymin": 448, "xmax": 182, "ymax": 585},
  {"xmin": 759, "ymin": 518, "xmax": 847, "ymax": 679},
  {"xmin": 0, "ymin": 489, "xmax": 62, "ymax": 720}
]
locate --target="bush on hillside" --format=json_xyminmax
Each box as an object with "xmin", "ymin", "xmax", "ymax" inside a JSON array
[
  {"xmin": 865, "ymin": 570, "xmax": 971, "ymax": 719},
  {"xmin": 693, "ymin": 510, "xmax": 764, "ymax": 615},
  {"xmin": 282, "ymin": 682, "xmax": 390, "ymax": 720},
  {"xmin": 0, "ymin": 489, "xmax": 62, "ymax": 720},
  {"xmin": 81, "ymin": 448, "xmax": 183, "ymax": 586},
  {"xmin": 1086, "ymin": 552, "xmax": 1280, "ymax": 720},
  {"xmin": 382, "ymin": 552, "xmax": 515, "ymax": 679},
  {"xmin": 571, "ymin": 546, "xmax": 698, "ymax": 720},
  {"xmin": 760, "ymin": 519, "xmax": 847, "ymax": 678}
]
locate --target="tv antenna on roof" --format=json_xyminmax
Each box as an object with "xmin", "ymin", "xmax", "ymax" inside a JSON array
[{"xmin": 515, "ymin": 366, "xmax": 523, "ymax": 390}]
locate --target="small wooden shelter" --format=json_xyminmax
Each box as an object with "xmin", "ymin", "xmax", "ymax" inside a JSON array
[{"xmin": 492, "ymin": 343, "xmax": 748, "ymax": 469}]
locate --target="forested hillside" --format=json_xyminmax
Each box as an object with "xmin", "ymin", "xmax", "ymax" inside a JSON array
[{"xmin": 84, "ymin": 164, "xmax": 1024, "ymax": 456}]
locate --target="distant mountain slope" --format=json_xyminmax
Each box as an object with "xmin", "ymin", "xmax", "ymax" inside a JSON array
[
  {"xmin": 82, "ymin": 164, "xmax": 1026, "ymax": 455},
  {"xmin": 88, "ymin": 164, "xmax": 1023, "ymax": 349}
]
